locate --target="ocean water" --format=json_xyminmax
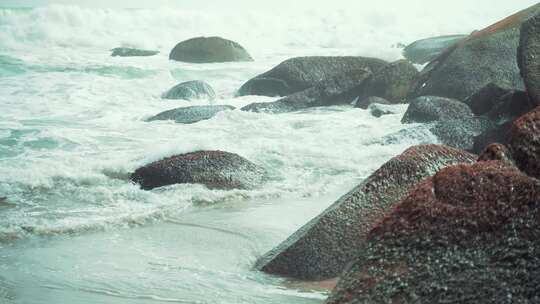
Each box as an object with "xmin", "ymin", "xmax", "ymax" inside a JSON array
[{"xmin": 0, "ymin": 2, "xmax": 535, "ymax": 303}]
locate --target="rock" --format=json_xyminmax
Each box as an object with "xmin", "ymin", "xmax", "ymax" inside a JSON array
[
  {"xmin": 430, "ymin": 117, "xmax": 494, "ymax": 151},
  {"xmin": 327, "ymin": 161, "xmax": 540, "ymax": 304},
  {"xmin": 518, "ymin": 12, "xmax": 540, "ymax": 106},
  {"xmin": 402, "ymin": 34, "xmax": 467, "ymax": 64},
  {"xmin": 111, "ymin": 47, "xmax": 159, "ymax": 57},
  {"xmin": 255, "ymin": 145, "xmax": 475, "ymax": 280},
  {"xmin": 237, "ymin": 56, "xmax": 387, "ymax": 97},
  {"xmin": 241, "ymin": 68, "xmax": 373, "ymax": 113},
  {"xmin": 509, "ymin": 106, "xmax": 540, "ymax": 179},
  {"xmin": 354, "ymin": 96, "xmax": 391, "ymax": 109},
  {"xmin": 368, "ymin": 103, "xmax": 396, "ymax": 118},
  {"xmin": 147, "ymin": 105, "xmax": 235, "ymax": 124},
  {"xmin": 162, "ymin": 80, "xmax": 216, "ymax": 100},
  {"xmin": 477, "ymin": 143, "xmax": 514, "ymax": 165},
  {"xmin": 359, "ymin": 60, "xmax": 419, "ymax": 103},
  {"xmin": 465, "ymin": 82, "xmax": 514, "ymax": 115},
  {"xmin": 472, "ymin": 121, "xmax": 513, "ymax": 154},
  {"xmin": 412, "ymin": 4, "xmax": 540, "ymax": 101},
  {"xmin": 485, "ymin": 90, "xmax": 533, "ymax": 124},
  {"xmin": 401, "ymin": 96, "xmax": 473, "ymax": 124},
  {"xmin": 169, "ymin": 37, "xmax": 253, "ymax": 63},
  {"xmin": 131, "ymin": 151, "xmax": 265, "ymax": 190}
]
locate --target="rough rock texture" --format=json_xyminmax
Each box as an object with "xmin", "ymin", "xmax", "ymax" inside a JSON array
[
  {"xmin": 327, "ymin": 161, "xmax": 540, "ymax": 304},
  {"xmin": 240, "ymin": 69, "xmax": 373, "ymax": 113},
  {"xmin": 485, "ymin": 90, "xmax": 533, "ymax": 124},
  {"xmin": 256, "ymin": 145, "xmax": 475, "ymax": 280},
  {"xmin": 111, "ymin": 47, "xmax": 159, "ymax": 57},
  {"xmin": 131, "ymin": 151, "xmax": 265, "ymax": 190},
  {"xmin": 237, "ymin": 56, "xmax": 387, "ymax": 97},
  {"xmin": 162, "ymin": 80, "xmax": 216, "ymax": 100},
  {"xmin": 354, "ymin": 96, "xmax": 391, "ymax": 109},
  {"xmin": 147, "ymin": 105, "xmax": 235, "ymax": 124},
  {"xmin": 169, "ymin": 37, "xmax": 253, "ymax": 63},
  {"xmin": 465, "ymin": 82, "xmax": 514, "ymax": 115},
  {"xmin": 519, "ymin": 12, "xmax": 540, "ymax": 106},
  {"xmin": 403, "ymin": 34, "xmax": 467, "ymax": 64},
  {"xmin": 401, "ymin": 96, "xmax": 473, "ymax": 123},
  {"xmin": 430, "ymin": 117, "xmax": 493, "ymax": 151},
  {"xmin": 509, "ymin": 106, "xmax": 540, "ymax": 179},
  {"xmin": 359, "ymin": 60, "xmax": 419, "ymax": 103},
  {"xmin": 472, "ymin": 121, "xmax": 513, "ymax": 154},
  {"xmin": 412, "ymin": 4, "xmax": 540, "ymax": 101},
  {"xmin": 477, "ymin": 143, "xmax": 514, "ymax": 165}
]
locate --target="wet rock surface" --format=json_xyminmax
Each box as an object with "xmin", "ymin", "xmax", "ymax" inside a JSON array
[
  {"xmin": 237, "ymin": 56, "xmax": 386, "ymax": 97},
  {"xmin": 111, "ymin": 47, "xmax": 159, "ymax": 57},
  {"xmin": 162, "ymin": 80, "xmax": 216, "ymax": 100},
  {"xmin": 402, "ymin": 96, "xmax": 473, "ymax": 123},
  {"xmin": 403, "ymin": 34, "xmax": 467, "ymax": 64},
  {"xmin": 518, "ymin": 12, "xmax": 540, "ymax": 106},
  {"xmin": 131, "ymin": 151, "xmax": 265, "ymax": 190},
  {"xmin": 147, "ymin": 105, "xmax": 235, "ymax": 124},
  {"xmin": 169, "ymin": 37, "xmax": 253, "ymax": 63},
  {"xmin": 256, "ymin": 145, "xmax": 475, "ymax": 280},
  {"xmin": 327, "ymin": 161, "xmax": 540, "ymax": 304}
]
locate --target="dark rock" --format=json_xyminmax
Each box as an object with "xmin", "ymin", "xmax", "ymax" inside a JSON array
[
  {"xmin": 465, "ymin": 82, "xmax": 514, "ymax": 115},
  {"xmin": 327, "ymin": 161, "xmax": 540, "ymax": 304},
  {"xmin": 169, "ymin": 37, "xmax": 253, "ymax": 63},
  {"xmin": 369, "ymin": 103, "xmax": 396, "ymax": 118},
  {"xmin": 147, "ymin": 105, "xmax": 235, "ymax": 124},
  {"xmin": 401, "ymin": 96, "xmax": 473, "ymax": 124},
  {"xmin": 412, "ymin": 4, "xmax": 540, "ymax": 100},
  {"xmin": 131, "ymin": 151, "xmax": 265, "ymax": 190},
  {"xmin": 477, "ymin": 143, "xmax": 514, "ymax": 165},
  {"xmin": 354, "ymin": 96, "xmax": 391, "ymax": 109},
  {"xmin": 518, "ymin": 12, "xmax": 540, "ymax": 106},
  {"xmin": 509, "ymin": 106, "xmax": 540, "ymax": 179},
  {"xmin": 359, "ymin": 60, "xmax": 419, "ymax": 103},
  {"xmin": 237, "ymin": 56, "xmax": 387, "ymax": 97},
  {"xmin": 241, "ymin": 68, "xmax": 373, "ymax": 113},
  {"xmin": 472, "ymin": 121, "xmax": 513, "ymax": 154},
  {"xmin": 485, "ymin": 90, "xmax": 533, "ymax": 124},
  {"xmin": 162, "ymin": 80, "xmax": 216, "ymax": 100},
  {"xmin": 256, "ymin": 145, "xmax": 475, "ymax": 280},
  {"xmin": 430, "ymin": 117, "xmax": 494, "ymax": 151},
  {"xmin": 403, "ymin": 34, "xmax": 467, "ymax": 64},
  {"xmin": 111, "ymin": 47, "xmax": 159, "ymax": 57}
]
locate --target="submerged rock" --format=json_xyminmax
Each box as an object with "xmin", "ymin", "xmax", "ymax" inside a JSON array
[
  {"xmin": 358, "ymin": 60, "xmax": 419, "ymax": 103},
  {"xmin": 519, "ymin": 12, "xmax": 540, "ymax": 106},
  {"xmin": 401, "ymin": 96, "xmax": 473, "ymax": 123},
  {"xmin": 354, "ymin": 96, "xmax": 391, "ymax": 109},
  {"xmin": 131, "ymin": 151, "xmax": 265, "ymax": 190},
  {"xmin": 412, "ymin": 4, "xmax": 540, "ymax": 100},
  {"xmin": 241, "ymin": 68, "xmax": 373, "ymax": 113},
  {"xmin": 162, "ymin": 80, "xmax": 216, "ymax": 100},
  {"xmin": 169, "ymin": 37, "xmax": 253, "ymax": 63},
  {"xmin": 111, "ymin": 47, "xmax": 159, "ymax": 57},
  {"xmin": 509, "ymin": 106, "xmax": 540, "ymax": 179},
  {"xmin": 237, "ymin": 56, "xmax": 387, "ymax": 97},
  {"xmin": 147, "ymin": 105, "xmax": 235, "ymax": 124},
  {"xmin": 402, "ymin": 34, "xmax": 467, "ymax": 64},
  {"xmin": 327, "ymin": 161, "xmax": 540, "ymax": 304},
  {"xmin": 255, "ymin": 145, "xmax": 475, "ymax": 280},
  {"xmin": 368, "ymin": 103, "xmax": 396, "ymax": 118}
]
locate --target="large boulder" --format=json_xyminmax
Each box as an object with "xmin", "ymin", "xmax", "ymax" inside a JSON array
[
  {"xmin": 465, "ymin": 82, "xmax": 515, "ymax": 115},
  {"xmin": 327, "ymin": 161, "xmax": 540, "ymax": 304},
  {"xmin": 111, "ymin": 47, "xmax": 159, "ymax": 57},
  {"xmin": 412, "ymin": 4, "xmax": 540, "ymax": 101},
  {"xmin": 358, "ymin": 60, "xmax": 419, "ymax": 103},
  {"xmin": 518, "ymin": 12, "xmax": 540, "ymax": 106},
  {"xmin": 147, "ymin": 105, "xmax": 235, "ymax": 124},
  {"xmin": 401, "ymin": 96, "xmax": 473, "ymax": 123},
  {"xmin": 255, "ymin": 145, "xmax": 475, "ymax": 280},
  {"xmin": 402, "ymin": 34, "xmax": 467, "ymax": 64},
  {"xmin": 131, "ymin": 151, "xmax": 265, "ymax": 190},
  {"xmin": 237, "ymin": 56, "xmax": 387, "ymax": 97},
  {"xmin": 485, "ymin": 90, "xmax": 533, "ymax": 124},
  {"xmin": 162, "ymin": 80, "xmax": 216, "ymax": 100},
  {"xmin": 509, "ymin": 106, "xmax": 540, "ymax": 179},
  {"xmin": 169, "ymin": 37, "xmax": 253, "ymax": 63},
  {"xmin": 241, "ymin": 68, "xmax": 373, "ymax": 113},
  {"xmin": 472, "ymin": 121, "xmax": 513, "ymax": 154},
  {"xmin": 429, "ymin": 117, "xmax": 493, "ymax": 151}
]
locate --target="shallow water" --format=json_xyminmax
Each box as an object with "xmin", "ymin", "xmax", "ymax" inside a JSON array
[{"xmin": 0, "ymin": 2, "xmax": 535, "ymax": 303}]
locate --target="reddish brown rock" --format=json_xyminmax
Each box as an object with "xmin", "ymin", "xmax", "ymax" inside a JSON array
[
  {"xmin": 509, "ymin": 106, "xmax": 540, "ymax": 179},
  {"xmin": 477, "ymin": 143, "xmax": 513, "ymax": 165},
  {"xmin": 327, "ymin": 161, "xmax": 540, "ymax": 304},
  {"xmin": 130, "ymin": 151, "xmax": 265, "ymax": 190},
  {"xmin": 256, "ymin": 145, "xmax": 475, "ymax": 280}
]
